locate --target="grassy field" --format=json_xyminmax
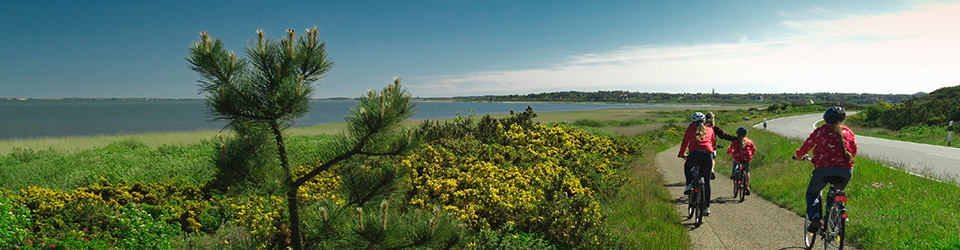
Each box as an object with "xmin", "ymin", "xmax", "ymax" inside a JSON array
[
  {"xmin": 714, "ymin": 129, "xmax": 960, "ymax": 249},
  {"xmin": 10, "ymin": 105, "xmax": 954, "ymax": 249},
  {"xmin": 0, "ymin": 106, "xmax": 709, "ymax": 249}
]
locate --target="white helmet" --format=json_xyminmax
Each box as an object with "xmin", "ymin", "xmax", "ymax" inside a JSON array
[{"xmin": 691, "ymin": 112, "xmax": 706, "ymax": 122}]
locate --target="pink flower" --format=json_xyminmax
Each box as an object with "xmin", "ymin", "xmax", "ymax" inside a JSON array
[{"xmin": 50, "ymin": 243, "xmax": 56, "ymax": 248}]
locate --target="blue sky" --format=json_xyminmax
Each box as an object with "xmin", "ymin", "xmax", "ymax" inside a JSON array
[{"xmin": 2, "ymin": 0, "xmax": 958, "ymax": 98}]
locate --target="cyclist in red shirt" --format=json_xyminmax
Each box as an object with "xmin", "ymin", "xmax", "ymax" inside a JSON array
[
  {"xmin": 726, "ymin": 127, "xmax": 756, "ymax": 195},
  {"xmin": 679, "ymin": 112, "xmax": 716, "ymax": 215},
  {"xmin": 793, "ymin": 106, "xmax": 857, "ymax": 233}
]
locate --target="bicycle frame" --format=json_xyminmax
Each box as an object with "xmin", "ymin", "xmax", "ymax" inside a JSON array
[
  {"xmin": 822, "ymin": 185, "xmax": 848, "ymax": 249},
  {"xmin": 687, "ymin": 165, "xmax": 707, "ymax": 227},
  {"xmin": 797, "ymin": 154, "xmax": 849, "ymax": 250},
  {"xmin": 732, "ymin": 161, "xmax": 748, "ymax": 202}
]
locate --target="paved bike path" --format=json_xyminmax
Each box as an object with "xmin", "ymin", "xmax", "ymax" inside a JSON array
[
  {"xmin": 658, "ymin": 144, "xmax": 814, "ymax": 250},
  {"xmin": 761, "ymin": 113, "xmax": 960, "ymax": 181}
]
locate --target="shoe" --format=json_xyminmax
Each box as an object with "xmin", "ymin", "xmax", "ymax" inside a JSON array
[
  {"xmin": 745, "ymin": 188, "xmax": 751, "ymax": 196},
  {"xmin": 704, "ymin": 207, "xmax": 711, "ymax": 216},
  {"xmin": 684, "ymin": 184, "xmax": 693, "ymax": 194},
  {"xmin": 807, "ymin": 219, "xmax": 821, "ymax": 233},
  {"xmin": 711, "ymin": 172, "xmax": 716, "ymax": 180}
]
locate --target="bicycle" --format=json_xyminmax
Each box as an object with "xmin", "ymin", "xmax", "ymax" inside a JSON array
[
  {"xmin": 797, "ymin": 155, "xmax": 849, "ymax": 250},
  {"xmin": 684, "ymin": 161, "xmax": 708, "ymax": 227},
  {"xmin": 731, "ymin": 161, "xmax": 748, "ymax": 202}
]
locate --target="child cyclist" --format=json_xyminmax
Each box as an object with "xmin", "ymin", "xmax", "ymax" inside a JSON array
[
  {"xmin": 679, "ymin": 112, "xmax": 716, "ymax": 215},
  {"xmin": 726, "ymin": 127, "xmax": 756, "ymax": 195},
  {"xmin": 793, "ymin": 106, "xmax": 857, "ymax": 233}
]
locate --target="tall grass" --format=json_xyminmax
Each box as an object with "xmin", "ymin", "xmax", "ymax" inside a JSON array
[
  {"xmin": 714, "ymin": 130, "xmax": 960, "ymax": 249},
  {"xmin": 0, "ymin": 134, "xmax": 338, "ymax": 192},
  {"xmin": 602, "ymin": 128, "xmax": 689, "ymax": 249},
  {"xmin": 0, "ymin": 123, "xmax": 349, "ymax": 155}
]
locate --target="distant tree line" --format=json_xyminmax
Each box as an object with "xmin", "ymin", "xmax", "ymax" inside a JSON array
[{"xmin": 429, "ymin": 90, "xmax": 921, "ymax": 106}]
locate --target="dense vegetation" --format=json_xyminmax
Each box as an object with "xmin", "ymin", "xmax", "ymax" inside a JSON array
[
  {"xmin": 0, "ymin": 105, "xmax": 695, "ymax": 249},
  {"xmin": 432, "ymin": 90, "xmax": 921, "ymax": 105},
  {"xmin": 856, "ymin": 84, "xmax": 959, "ymax": 130},
  {"xmin": 851, "ymin": 84, "xmax": 959, "ymax": 147}
]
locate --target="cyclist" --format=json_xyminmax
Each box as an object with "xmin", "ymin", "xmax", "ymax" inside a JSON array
[
  {"xmin": 705, "ymin": 112, "xmax": 738, "ymax": 179},
  {"xmin": 726, "ymin": 127, "xmax": 756, "ymax": 195},
  {"xmin": 679, "ymin": 112, "xmax": 716, "ymax": 215},
  {"xmin": 793, "ymin": 106, "xmax": 858, "ymax": 233}
]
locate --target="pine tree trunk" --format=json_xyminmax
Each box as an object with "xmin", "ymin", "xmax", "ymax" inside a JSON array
[
  {"xmin": 287, "ymin": 185, "xmax": 303, "ymax": 250},
  {"xmin": 271, "ymin": 122, "xmax": 304, "ymax": 250}
]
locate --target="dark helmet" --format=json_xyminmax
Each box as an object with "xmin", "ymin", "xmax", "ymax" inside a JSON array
[
  {"xmin": 736, "ymin": 127, "xmax": 747, "ymax": 136},
  {"xmin": 824, "ymin": 106, "xmax": 846, "ymax": 123}
]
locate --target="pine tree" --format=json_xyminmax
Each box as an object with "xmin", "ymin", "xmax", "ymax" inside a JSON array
[{"xmin": 188, "ymin": 28, "xmax": 415, "ymax": 250}]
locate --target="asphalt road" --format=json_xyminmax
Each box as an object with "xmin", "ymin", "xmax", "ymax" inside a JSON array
[
  {"xmin": 760, "ymin": 114, "xmax": 960, "ymax": 181},
  {"xmin": 658, "ymin": 145, "xmax": 831, "ymax": 250}
]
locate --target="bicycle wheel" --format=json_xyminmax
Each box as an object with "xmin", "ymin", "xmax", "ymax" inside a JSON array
[
  {"xmin": 732, "ymin": 164, "xmax": 740, "ymax": 196},
  {"xmin": 695, "ymin": 180, "xmax": 705, "ymax": 226},
  {"xmin": 732, "ymin": 177, "xmax": 739, "ymax": 197},
  {"xmin": 687, "ymin": 191, "xmax": 695, "ymax": 219},
  {"xmin": 738, "ymin": 180, "xmax": 746, "ymax": 202},
  {"xmin": 803, "ymin": 218, "xmax": 817, "ymax": 250},
  {"xmin": 824, "ymin": 204, "xmax": 845, "ymax": 250}
]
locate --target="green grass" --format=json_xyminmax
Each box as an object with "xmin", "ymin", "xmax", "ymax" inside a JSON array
[
  {"xmin": 0, "ymin": 133, "xmax": 339, "ymax": 192},
  {"xmin": 714, "ymin": 130, "xmax": 960, "ymax": 249},
  {"xmin": 844, "ymin": 120, "xmax": 959, "ymax": 148},
  {"xmin": 602, "ymin": 129, "xmax": 689, "ymax": 249},
  {"xmin": 0, "ymin": 123, "xmax": 350, "ymax": 155}
]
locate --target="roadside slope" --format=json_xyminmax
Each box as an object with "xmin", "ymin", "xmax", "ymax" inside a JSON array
[{"xmin": 656, "ymin": 144, "xmax": 807, "ymax": 249}]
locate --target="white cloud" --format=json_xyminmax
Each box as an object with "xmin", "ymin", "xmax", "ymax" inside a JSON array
[{"xmin": 412, "ymin": 3, "xmax": 960, "ymax": 96}]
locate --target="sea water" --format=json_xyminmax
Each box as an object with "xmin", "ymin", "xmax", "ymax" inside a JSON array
[{"xmin": 0, "ymin": 99, "xmax": 688, "ymax": 139}]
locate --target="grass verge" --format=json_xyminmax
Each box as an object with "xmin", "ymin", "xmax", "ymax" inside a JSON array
[
  {"xmin": 602, "ymin": 128, "xmax": 689, "ymax": 249},
  {"xmin": 714, "ymin": 129, "xmax": 960, "ymax": 249}
]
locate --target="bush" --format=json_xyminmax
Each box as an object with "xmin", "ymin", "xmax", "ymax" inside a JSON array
[
  {"xmin": 407, "ymin": 112, "xmax": 635, "ymax": 248},
  {"xmin": 115, "ymin": 203, "xmax": 179, "ymax": 249},
  {"xmin": 0, "ymin": 195, "xmax": 31, "ymax": 247},
  {"xmin": 466, "ymin": 224, "xmax": 556, "ymax": 250}
]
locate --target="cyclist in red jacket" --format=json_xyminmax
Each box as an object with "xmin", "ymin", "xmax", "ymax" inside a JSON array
[
  {"xmin": 726, "ymin": 127, "xmax": 756, "ymax": 195},
  {"xmin": 793, "ymin": 106, "xmax": 857, "ymax": 233},
  {"xmin": 679, "ymin": 112, "xmax": 716, "ymax": 215}
]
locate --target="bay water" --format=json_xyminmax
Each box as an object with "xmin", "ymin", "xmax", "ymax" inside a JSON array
[{"xmin": 0, "ymin": 99, "xmax": 688, "ymax": 139}]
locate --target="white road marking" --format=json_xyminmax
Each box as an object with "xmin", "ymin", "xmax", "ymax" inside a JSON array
[
  {"xmin": 811, "ymin": 119, "xmax": 823, "ymax": 130},
  {"xmin": 927, "ymin": 152, "xmax": 960, "ymax": 160}
]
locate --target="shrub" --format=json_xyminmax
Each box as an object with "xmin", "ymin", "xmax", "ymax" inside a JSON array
[
  {"xmin": 466, "ymin": 224, "xmax": 556, "ymax": 250},
  {"xmin": 405, "ymin": 120, "xmax": 634, "ymax": 248},
  {"xmin": 0, "ymin": 194, "xmax": 31, "ymax": 247},
  {"xmin": 115, "ymin": 203, "xmax": 179, "ymax": 249}
]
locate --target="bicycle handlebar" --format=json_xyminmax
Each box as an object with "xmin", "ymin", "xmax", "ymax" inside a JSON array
[{"xmin": 792, "ymin": 154, "xmax": 812, "ymax": 161}]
